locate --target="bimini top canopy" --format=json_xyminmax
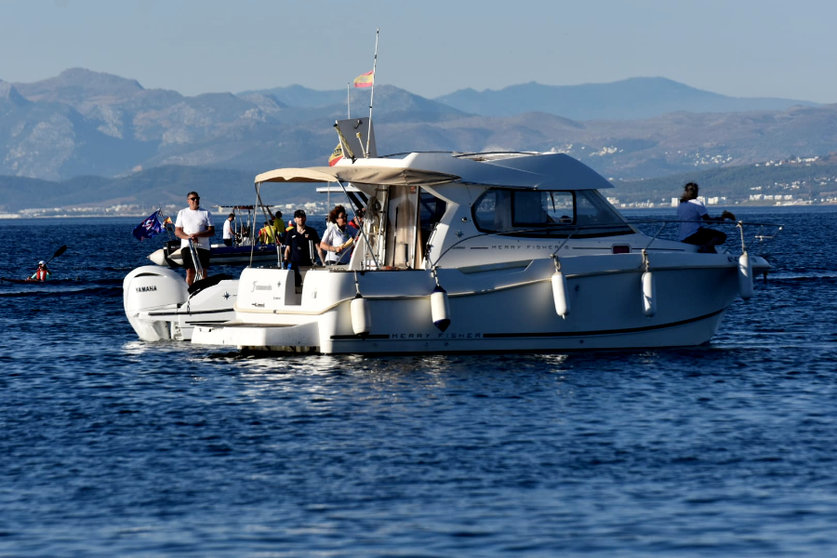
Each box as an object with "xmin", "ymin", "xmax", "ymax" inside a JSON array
[
  {"xmin": 255, "ymin": 165, "xmax": 459, "ymax": 186},
  {"xmin": 254, "ymin": 151, "xmax": 613, "ymax": 190}
]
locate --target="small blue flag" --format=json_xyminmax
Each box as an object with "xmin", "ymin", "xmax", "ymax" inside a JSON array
[{"xmin": 133, "ymin": 210, "xmax": 164, "ymax": 241}]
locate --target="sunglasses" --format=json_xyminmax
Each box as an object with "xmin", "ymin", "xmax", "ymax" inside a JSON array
[{"xmin": 189, "ymin": 197, "xmax": 200, "ymax": 201}]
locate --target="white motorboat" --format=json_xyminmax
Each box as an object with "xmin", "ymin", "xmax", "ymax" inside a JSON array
[
  {"xmin": 180, "ymin": 149, "xmax": 769, "ymax": 354},
  {"xmin": 123, "ymin": 266, "xmax": 237, "ymax": 342}
]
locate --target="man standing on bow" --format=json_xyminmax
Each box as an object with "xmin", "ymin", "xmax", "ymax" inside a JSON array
[{"xmin": 175, "ymin": 191, "xmax": 215, "ymax": 286}]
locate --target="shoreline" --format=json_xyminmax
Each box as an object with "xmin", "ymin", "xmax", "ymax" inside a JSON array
[{"xmin": 2, "ymin": 201, "xmax": 836, "ymax": 220}]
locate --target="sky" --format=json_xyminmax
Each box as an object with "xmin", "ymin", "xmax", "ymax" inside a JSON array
[{"xmin": 1, "ymin": 0, "xmax": 835, "ymax": 103}]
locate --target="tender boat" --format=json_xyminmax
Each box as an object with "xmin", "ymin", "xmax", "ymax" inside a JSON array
[
  {"xmin": 173, "ymin": 148, "xmax": 770, "ymax": 354},
  {"xmin": 147, "ymin": 240, "xmax": 281, "ymax": 267},
  {"xmin": 123, "ymin": 267, "xmax": 237, "ymax": 342}
]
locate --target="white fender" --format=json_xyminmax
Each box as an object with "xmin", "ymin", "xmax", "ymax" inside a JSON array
[
  {"xmin": 350, "ymin": 293, "xmax": 370, "ymax": 335},
  {"xmin": 738, "ymin": 252, "xmax": 754, "ymax": 300},
  {"xmin": 551, "ymin": 271, "xmax": 570, "ymax": 318},
  {"xmin": 641, "ymin": 271, "xmax": 656, "ymax": 316},
  {"xmin": 430, "ymin": 285, "xmax": 451, "ymax": 331}
]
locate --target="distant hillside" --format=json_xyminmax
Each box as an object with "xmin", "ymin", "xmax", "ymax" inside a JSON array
[
  {"xmin": 0, "ymin": 166, "xmax": 320, "ymax": 215},
  {"xmin": 1, "ymin": 68, "xmax": 835, "ymax": 209},
  {"xmin": 3, "ymin": 156, "xmax": 836, "ymax": 215},
  {"xmin": 435, "ymin": 77, "xmax": 817, "ymax": 120}
]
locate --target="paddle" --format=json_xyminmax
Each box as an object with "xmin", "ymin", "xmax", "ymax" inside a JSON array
[{"xmin": 45, "ymin": 245, "xmax": 68, "ymax": 265}]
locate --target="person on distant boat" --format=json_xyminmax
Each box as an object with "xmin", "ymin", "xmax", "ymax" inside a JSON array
[
  {"xmin": 175, "ymin": 191, "xmax": 214, "ymax": 286},
  {"xmin": 283, "ymin": 209, "xmax": 326, "ymax": 289},
  {"xmin": 348, "ymin": 207, "xmax": 364, "ymax": 238},
  {"xmin": 270, "ymin": 209, "xmax": 286, "ymax": 234},
  {"xmin": 258, "ymin": 220, "xmax": 277, "ymax": 245},
  {"xmin": 222, "ymin": 213, "xmax": 235, "ymax": 246},
  {"xmin": 320, "ymin": 205, "xmax": 354, "ymax": 265},
  {"xmin": 678, "ymin": 182, "xmax": 736, "ymax": 253},
  {"xmin": 238, "ymin": 226, "xmax": 252, "ymax": 246},
  {"xmin": 29, "ymin": 261, "xmax": 51, "ymax": 282}
]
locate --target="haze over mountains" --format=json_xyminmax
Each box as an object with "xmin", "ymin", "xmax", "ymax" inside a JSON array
[{"xmin": 1, "ymin": 68, "xmax": 835, "ymax": 212}]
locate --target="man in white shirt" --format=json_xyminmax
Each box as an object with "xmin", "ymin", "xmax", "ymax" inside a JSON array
[
  {"xmin": 174, "ymin": 191, "xmax": 215, "ymax": 285},
  {"xmin": 222, "ymin": 213, "xmax": 235, "ymax": 246}
]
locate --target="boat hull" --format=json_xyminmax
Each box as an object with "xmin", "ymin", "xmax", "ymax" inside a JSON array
[{"xmin": 191, "ymin": 252, "xmax": 754, "ymax": 354}]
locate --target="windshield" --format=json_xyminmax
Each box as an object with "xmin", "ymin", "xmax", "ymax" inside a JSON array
[{"xmin": 473, "ymin": 189, "xmax": 634, "ymax": 237}]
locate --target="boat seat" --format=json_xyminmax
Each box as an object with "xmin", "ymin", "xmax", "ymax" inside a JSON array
[{"xmin": 188, "ymin": 273, "xmax": 233, "ymax": 295}]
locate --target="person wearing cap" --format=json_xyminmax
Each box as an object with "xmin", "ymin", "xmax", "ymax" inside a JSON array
[
  {"xmin": 29, "ymin": 261, "xmax": 51, "ymax": 282},
  {"xmin": 283, "ymin": 209, "xmax": 326, "ymax": 289},
  {"xmin": 174, "ymin": 191, "xmax": 215, "ymax": 286}
]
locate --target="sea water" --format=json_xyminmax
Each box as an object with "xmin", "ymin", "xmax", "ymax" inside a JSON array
[{"xmin": 1, "ymin": 208, "xmax": 836, "ymax": 556}]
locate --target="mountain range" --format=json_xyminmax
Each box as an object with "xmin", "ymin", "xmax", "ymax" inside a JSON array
[{"xmin": 1, "ymin": 68, "xmax": 835, "ymax": 213}]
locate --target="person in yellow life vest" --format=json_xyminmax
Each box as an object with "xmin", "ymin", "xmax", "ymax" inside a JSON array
[
  {"xmin": 271, "ymin": 210, "xmax": 285, "ymax": 234},
  {"xmin": 258, "ymin": 220, "xmax": 277, "ymax": 244},
  {"xmin": 30, "ymin": 261, "xmax": 51, "ymax": 282}
]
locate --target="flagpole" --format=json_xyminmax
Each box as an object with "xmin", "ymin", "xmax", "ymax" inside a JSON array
[{"xmin": 366, "ymin": 28, "xmax": 379, "ymax": 157}]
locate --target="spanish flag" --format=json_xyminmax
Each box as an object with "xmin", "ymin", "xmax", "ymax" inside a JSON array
[
  {"xmin": 353, "ymin": 70, "xmax": 374, "ymax": 88},
  {"xmin": 328, "ymin": 142, "xmax": 343, "ymax": 166}
]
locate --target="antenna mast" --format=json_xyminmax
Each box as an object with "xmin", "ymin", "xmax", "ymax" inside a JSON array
[{"xmin": 366, "ymin": 28, "xmax": 379, "ymax": 157}]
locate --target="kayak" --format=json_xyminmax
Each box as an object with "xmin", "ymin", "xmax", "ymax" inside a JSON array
[{"xmin": 1, "ymin": 277, "xmax": 75, "ymax": 284}]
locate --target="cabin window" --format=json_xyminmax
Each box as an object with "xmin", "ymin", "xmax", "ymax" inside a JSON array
[
  {"xmin": 473, "ymin": 188, "xmax": 633, "ymax": 237},
  {"xmin": 474, "ymin": 189, "xmax": 512, "ymax": 231},
  {"xmin": 419, "ymin": 190, "xmax": 447, "ymax": 249},
  {"xmin": 513, "ymin": 190, "xmax": 574, "ymax": 226}
]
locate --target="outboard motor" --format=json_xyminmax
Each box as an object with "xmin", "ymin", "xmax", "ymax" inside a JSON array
[{"xmin": 123, "ymin": 266, "xmax": 188, "ymax": 341}]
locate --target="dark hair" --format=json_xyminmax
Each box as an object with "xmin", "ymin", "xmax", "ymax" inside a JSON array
[
  {"xmin": 187, "ymin": 191, "xmax": 199, "ymax": 198},
  {"xmin": 327, "ymin": 205, "xmax": 347, "ymax": 224},
  {"xmin": 228, "ymin": 213, "xmax": 235, "ymax": 218},
  {"xmin": 294, "ymin": 209, "xmax": 306, "ymax": 218},
  {"xmin": 680, "ymin": 182, "xmax": 699, "ymax": 203}
]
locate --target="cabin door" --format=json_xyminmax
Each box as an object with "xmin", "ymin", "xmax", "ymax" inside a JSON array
[{"xmin": 384, "ymin": 185, "xmax": 419, "ymax": 268}]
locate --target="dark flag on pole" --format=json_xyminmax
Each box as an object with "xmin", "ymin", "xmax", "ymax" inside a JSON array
[{"xmin": 133, "ymin": 210, "xmax": 164, "ymax": 241}]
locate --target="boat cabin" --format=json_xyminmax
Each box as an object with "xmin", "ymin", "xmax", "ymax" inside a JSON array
[{"xmin": 256, "ymin": 150, "xmax": 640, "ymax": 273}]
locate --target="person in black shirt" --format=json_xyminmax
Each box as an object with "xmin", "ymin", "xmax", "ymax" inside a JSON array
[{"xmin": 283, "ymin": 209, "xmax": 326, "ymax": 289}]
